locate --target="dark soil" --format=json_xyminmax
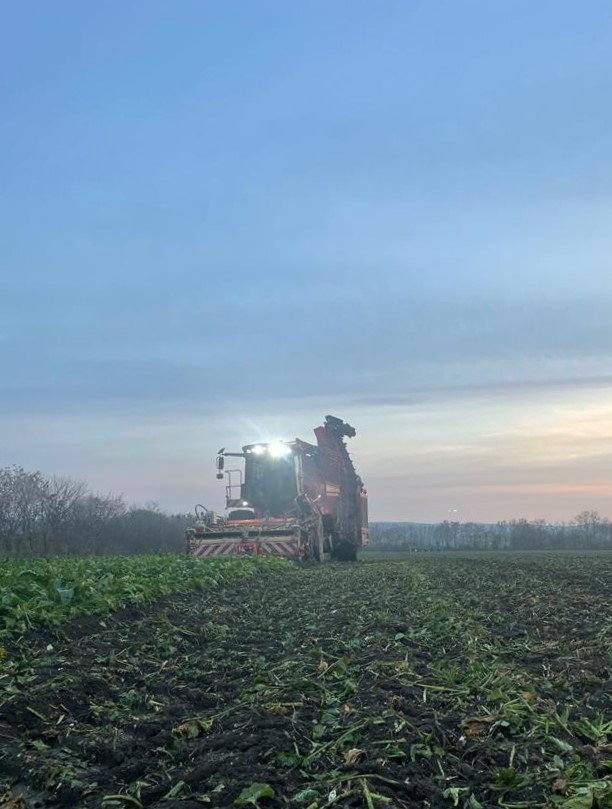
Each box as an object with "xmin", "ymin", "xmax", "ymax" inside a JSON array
[{"xmin": 1, "ymin": 553, "xmax": 611, "ymax": 808}]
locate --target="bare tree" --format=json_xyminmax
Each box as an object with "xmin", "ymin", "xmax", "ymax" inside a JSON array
[{"xmin": 0, "ymin": 465, "xmax": 190, "ymax": 557}]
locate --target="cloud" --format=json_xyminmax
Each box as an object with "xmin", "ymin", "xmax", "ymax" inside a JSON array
[
  {"xmin": 2, "ymin": 291, "xmax": 612, "ymax": 415},
  {"xmin": 360, "ymin": 387, "xmax": 612, "ymax": 522}
]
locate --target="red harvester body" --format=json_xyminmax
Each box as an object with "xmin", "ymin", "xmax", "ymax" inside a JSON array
[{"xmin": 186, "ymin": 415, "xmax": 368, "ymax": 560}]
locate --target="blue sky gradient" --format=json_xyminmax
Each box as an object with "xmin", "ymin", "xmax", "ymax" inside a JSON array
[{"xmin": 2, "ymin": 1, "xmax": 612, "ymax": 520}]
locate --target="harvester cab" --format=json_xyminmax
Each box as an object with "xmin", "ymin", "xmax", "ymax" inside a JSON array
[{"xmin": 186, "ymin": 416, "xmax": 369, "ymax": 561}]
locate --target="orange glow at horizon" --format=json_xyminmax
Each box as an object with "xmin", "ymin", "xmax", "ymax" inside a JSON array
[{"xmin": 2, "ymin": 383, "xmax": 612, "ymax": 524}]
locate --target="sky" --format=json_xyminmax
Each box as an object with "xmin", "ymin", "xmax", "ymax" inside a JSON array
[{"xmin": 1, "ymin": 1, "xmax": 612, "ymax": 523}]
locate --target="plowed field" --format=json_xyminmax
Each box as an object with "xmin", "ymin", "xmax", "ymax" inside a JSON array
[{"xmin": 1, "ymin": 553, "xmax": 611, "ymax": 809}]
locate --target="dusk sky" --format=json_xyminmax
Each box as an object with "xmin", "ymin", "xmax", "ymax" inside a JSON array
[{"xmin": 2, "ymin": 1, "xmax": 612, "ymax": 523}]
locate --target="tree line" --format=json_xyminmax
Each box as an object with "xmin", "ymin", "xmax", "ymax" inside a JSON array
[
  {"xmin": 0, "ymin": 466, "xmax": 190, "ymax": 557},
  {"xmin": 369, "ymin": 511, "xmax": 612, "ymax": 551},
  {"xmin": 3, "ymin": 464, "xmax": 610, "ymax": 557}
]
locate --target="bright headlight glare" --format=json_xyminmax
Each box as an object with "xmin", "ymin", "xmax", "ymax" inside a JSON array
[
  {"xmin": 268, "ymin": 442, "xmax": 291, "ymax": 458},
  {"xmin": 251, "ymin": 445, "xmax": 266, "ymax": 455}
]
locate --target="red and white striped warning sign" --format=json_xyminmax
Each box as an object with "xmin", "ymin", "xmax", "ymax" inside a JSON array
[{"xmin": 189, "ymin": 539, "xmax": 299, "ymax": 558}]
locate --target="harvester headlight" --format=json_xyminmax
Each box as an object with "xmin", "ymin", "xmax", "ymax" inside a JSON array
[
  {"xmin": 268, "ymin": 441, "xmax": 291, "ymax": 458},
  {"xmin": 251, "ymin": 445, "xmax": 266, "ymax": 455}
]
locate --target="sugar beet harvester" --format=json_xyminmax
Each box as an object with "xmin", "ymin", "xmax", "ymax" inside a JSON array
[{"xmin": 186, "ymin": 416, "xmax": 369, "ymax": 561}]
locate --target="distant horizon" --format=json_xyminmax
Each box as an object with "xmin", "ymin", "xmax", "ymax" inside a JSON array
[{"xmin": 370, "ymin": 515, "xmax": 609, "ymax": 526}]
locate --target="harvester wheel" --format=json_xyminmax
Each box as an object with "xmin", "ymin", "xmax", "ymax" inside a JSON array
[{"xmin": 330, "ymin": 536, "xmax": 357, "ymax": 562}]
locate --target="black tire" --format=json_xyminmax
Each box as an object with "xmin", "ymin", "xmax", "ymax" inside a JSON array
[{"xmin": 330, "ymin": 537, "xmax": 358, "ymax": 562}]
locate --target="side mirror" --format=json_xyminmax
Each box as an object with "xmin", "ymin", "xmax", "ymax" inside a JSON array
[{"xmin": 215, "ymin": 456, "xmax": 224, "ymax": 479}]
